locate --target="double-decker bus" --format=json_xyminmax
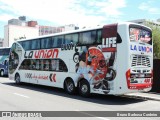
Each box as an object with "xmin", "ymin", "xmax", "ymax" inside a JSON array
[
  {"xmin": 0, "ymin": 47, "xmax": 10, "ymax": 77},
  {"xmin": 8, "ymin": 22, "xmax": 153, "ymax": 97}
]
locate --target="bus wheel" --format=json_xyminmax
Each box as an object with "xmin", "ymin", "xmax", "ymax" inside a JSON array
[
  {"xmin": 0, "ymin": 70, "xmax": 4, "ymax": 77},
  {"xmin": 64, "ymin": 79, "xmax": 76, "ymax": 95},
  {"xmin": 15, "ymin": 73, "xmax": 21, "ymax": 84},
  {"xmin": 78, "ymin": 80, "xmax": 90, "ymax": 97}
]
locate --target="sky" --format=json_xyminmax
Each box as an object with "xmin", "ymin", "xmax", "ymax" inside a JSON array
[{"xmin": 0, "ymin": 0, "xmax": 160, "ymax": 38}]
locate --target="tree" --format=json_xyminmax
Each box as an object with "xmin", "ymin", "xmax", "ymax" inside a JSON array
[
  {"xmin": 144, "ymin": 21, "xmax": 160, "ymax": 59},
  {"xmin": 152, "ymin": 28, "xmax": 160, "ymax": 58}
]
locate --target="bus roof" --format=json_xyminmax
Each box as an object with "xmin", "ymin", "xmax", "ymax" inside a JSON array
[{"xmin": 15, "ymin": 22, "xmax": 151, "ymax": 42}]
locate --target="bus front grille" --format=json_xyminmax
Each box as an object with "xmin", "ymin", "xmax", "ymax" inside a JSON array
[{"xmin": 131, "ymin": 55, "xmax": 151, "ymax": 67}]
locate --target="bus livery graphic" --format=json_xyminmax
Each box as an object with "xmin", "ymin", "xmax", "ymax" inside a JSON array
[{"xmin": 9, "ymin": 22, "xmax": 153, "ymax": 96}]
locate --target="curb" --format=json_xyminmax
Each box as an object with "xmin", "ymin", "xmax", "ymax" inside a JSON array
[{"xmin": 123, "ymin": 93, "xmax": 160, "ymax": 101}]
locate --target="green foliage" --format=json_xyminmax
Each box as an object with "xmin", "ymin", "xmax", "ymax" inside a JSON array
[
  {"xmin": 144, "ymin": 22, "xmax": 160, "ymax": 59},
  {"xmin": 153, "ymin": 28, "xmax": 160, "ymax": 58}
]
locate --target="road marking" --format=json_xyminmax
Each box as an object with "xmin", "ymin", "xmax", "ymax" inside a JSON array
[
  {"xmin": 96, "ymin": 117, "xmax": 110, "ymax": 120},
  {"xmin": 75, "ymin": 110, "xmax": 110, "ymax": 120},
  {"xmin": 13, "ymin": 93, "xmax": 30, "ymax": 98}
]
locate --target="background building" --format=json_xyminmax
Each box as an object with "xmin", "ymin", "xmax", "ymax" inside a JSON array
[
  {"xmin": 129, "ymin": 19, "xmax": 160, "ymax": 28},
  {"xmin": 8, "ymin": 16, "xmax": 26, "ymax": 26},
  {"xmin": 39, "ymin": 26, "xmax": 64, "ymax": 36},
  {"xmin": 4, "ymin": 25, "xmax": 39, "ymax": 47},
  {"xmin": 4, "ymin": 16, "xmax": 39, "ymax": 47},
  {"xmin": 3, "ymin": 16, "xmax": 79, "ymax": 47},
  {"xmin": 0, "ymin": 38, "xmax": 3, "ymax": 47},
  {"xmin": 39, "ymin": 24, "xmax": 79, "ymax": 36}
]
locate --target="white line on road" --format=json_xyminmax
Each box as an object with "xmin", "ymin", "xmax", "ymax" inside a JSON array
[
  {"xmin": 13, "ymin": 93, "xmax": 30, "ymax": 98},
  {"xmin": 96, "ymin": 117, "xmax": 110, "ymax": 120}
]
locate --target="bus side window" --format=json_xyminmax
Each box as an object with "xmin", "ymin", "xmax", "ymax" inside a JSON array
[
  {"xmin": 65, "ymin": 34, "xmax": 72, "ymax": 44},
  {"xmin": 91, "ymin": 30, "xmax": 96, "ymax": 44},
  {"xmin": 58, "ymin": 36, "xmax": 64, "ymax": 47},
  {"xmin": 29, "ymin": 60, "xmax": 36, "ymax": 70},
  {"xmin": 19, "ymin": 59, "xmax": 30, "ymax": 70},
  {"xmin": 51, "ymin": 60, "xmax": 55, "ymax": 71},
  {"xmin": 59, "ymin": 59, "xmax": 68, "ymax": 72},
  {"xmin": 52, "ymin": 36, "xmax": 64, "ymax": 48},
  {"xmin": 23, "ymin": 41, "xmax": 31, "ymax": 50},
  {"xmin": 31, "ymin": 39, "xmax": 40, "ymax": 50},
  {"xmin": 41, "ymin": 37, "xmax": 52, "ymax": 49},
  {"xmin": 51, "ymin": 59, "xmax": 58, "ymax": 71},
  {"xmin": 36, "ymin": 60, "xmax": 40, "ymax": 70},
  {"xmin": 65, "ymin": 33, "xmax": 78, "ymax": 44},
  {"xmin": 97, "ymin": 29, "xmax": 102, "ymax": 44},
  {"xmin": 79, "ymin": 30, "xmax": 96, "ymax": 45},
  {"xmin": 40, "ymin": 60, "xmax": 44, "ymax": 71},
  {"xmin": 44, "ymin": 59, "xmax": 50, "ymax": 71}
]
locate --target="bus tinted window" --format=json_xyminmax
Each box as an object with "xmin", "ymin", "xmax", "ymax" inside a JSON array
[
  {"xmin": 97, "ymin": 29, "xmax": 102, "ymax": 44},
  {"xmin": 22, "ymin": 41, "xmax": 31, "ymax": 50},
  {"xmin": 19, "ymin": 59, "xmax": 30, "ymax": 70},
  {"xmin": 79, "ymin": 30, "xmax": 96, "ymax": 45},
  {"xmin": 20, "ymin": 59, "xmax": 68, "ymax": 72},
  {"xmin": 41, "ymin": 37, "xmax": 52, "ymax": 49},
  {"xmin": 31, "ymin": 39, "xmax": 40, "ymax": 50},
  {"xmin": 52, "ymin": 36, "xmax": 64, "ymax": 48},
  {"xmin": 65, "ymin": 33, "xmax": 78, "ymax": 44}
]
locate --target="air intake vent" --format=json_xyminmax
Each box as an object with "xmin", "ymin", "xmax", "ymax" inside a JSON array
[{"xmin": 132, "ymin": 55, "xmax": 151, "ymax": 67}]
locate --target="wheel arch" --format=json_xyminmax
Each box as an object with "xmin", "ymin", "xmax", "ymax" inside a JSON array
[
  {"xmin": 63, "ymin": 77, "xmax": 75, "ymax": 89},
  {"xmin": 15, "ymin": 72, "xmax": 20, "ymax": 80}
]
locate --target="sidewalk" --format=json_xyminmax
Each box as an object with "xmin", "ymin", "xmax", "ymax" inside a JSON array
[{"xmin": 125, "ymin": 92, "xmax": 160, "ymax": 101}]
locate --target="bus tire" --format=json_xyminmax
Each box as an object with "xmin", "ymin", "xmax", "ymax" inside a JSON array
[
  {"xmin": 0, "ymin": 70, "xmax": 4, "ymax": 77},
  {"xmin": 15, "ymin": 73, "xmax": 21, "ymax": 84},
  {"xmin": 78, "ymin": 80, "xmax": 90, "ymax": 97},
  {"xmin": 64, "ymin": 78, "xmax": 76, "ymax": 95}
]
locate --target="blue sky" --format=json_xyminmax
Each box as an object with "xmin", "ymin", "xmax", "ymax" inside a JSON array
[{"xmin": 0, "ymin": 0, "xmax": 160, "ymax": 38}]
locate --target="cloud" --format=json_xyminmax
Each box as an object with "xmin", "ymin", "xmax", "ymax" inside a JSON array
[
  {"xmin": 0, "ymin": 14, "xmax": 16, "ymax": 22},
  {"xmin": 139, "ymin": 1, "xmax": 160, "ymax": 14},
  {"xmin": 0, "ymin": 0, "xmax": 126, "ymax": 27}
]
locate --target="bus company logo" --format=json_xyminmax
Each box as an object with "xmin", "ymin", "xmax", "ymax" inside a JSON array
[
  {"xmin": 102, "ymin": 37, "xmax": 116, "ymax": 48},
  {"xmin": 24, "ymin": 49, "xmax": 59, "ymax": 59},
  {"xmin": 61, "ymin": 43, "xmax": 74, "ymax": 51},
  {"xmin": 130, "ymin": 45, "xmax": 152, "ymax": 53},
  {"xmin": 49, "ymin": 73, "xmax": 56, "ymax": 82}
]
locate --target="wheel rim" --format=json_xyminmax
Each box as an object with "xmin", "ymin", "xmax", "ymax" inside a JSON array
[
  {"xmin": 81, "ymin": 84, "xmax": 88, "ymax": 93},
  {"xmin": 67, "ymin": 82, "xmax": 74, "ymax": 92},
  {"xmin": 16, "ymin": 75, "xmax": 20, "ymax": 83}
]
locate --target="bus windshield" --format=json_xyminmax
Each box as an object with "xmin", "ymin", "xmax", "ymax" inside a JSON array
[{"xmin": 129, "ymin": 27, "xmax": 152, "ymax": 45}]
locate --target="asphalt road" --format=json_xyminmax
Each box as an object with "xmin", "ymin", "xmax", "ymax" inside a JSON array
[{"xmin": 0, "ymin": 77, "xmax": 160, "ymax": 120}]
